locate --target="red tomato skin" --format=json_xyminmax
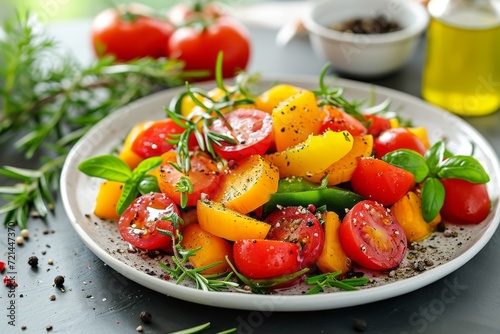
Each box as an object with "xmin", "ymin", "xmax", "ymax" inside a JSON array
[
  {"xmin": 167, "ymin": 17, "xmax": 251, "ymax": 78},
  {"xmin": 265, "ymin": 206, "xmax": 325, "ymax": 270},
  {"xmin": 167, "ymin": 2, "xmax": 223, "ymax": 26},
  {"xmin": 157, "ymin": 152, "xmax": 222, "ymax": 207},
  {"xmin": 320, "ymin": 107, "xmax": 367, "ymax": 136},
  {"xmin": 210, "ymin": 108, "xmax": 273, "ymax": 161},
  {"xmin": 118, "ymin": 193, "xmax": 179, "ymax": 252},
  {"xmin": 365, "ymin": 114, "xmax": 391, "ymax": 138},
  {"xmin": 233, "ymin": 239, "xmax": 301, "ymax": 279},
  {"xmin": 91, "ymin": 4, "xmax": 175, "ymax": 61},
  {"xmin": 440, "ymin": 178, "xmax": 491, "ymax": 224},
  {"xmin": 351, "ymin": 157, "xmax": 415, "ymax": 206},
  {"xmin": 374, "ymin": 128, "xmax": 426, "ymax": 159},
  {"xmin": 131, "ymin": 119, "xmax": 195, "ymax": 159},
  {"xmin": 340, "ymin": 200, "xmax": 407, "ymax": 270}
]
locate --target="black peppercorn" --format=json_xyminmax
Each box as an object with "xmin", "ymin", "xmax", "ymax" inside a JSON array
[
  {"xmin": 54, "ymin": 275, "xmax": 65, "ymax": 287},
  {"xmin": 140, "ymin": 310, "xmax": 152, "ymax": 324},
  {"xmin": 28, "ymin": 256, "xmax": 39, "ymax": 268}
]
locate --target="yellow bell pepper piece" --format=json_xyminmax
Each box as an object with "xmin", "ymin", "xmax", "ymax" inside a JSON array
[
  {"xmin": 94, "ymin": 180, "xmax": 123, "ymax": 221},
  {"xmin": 408, "ymin": 127, "xmax": 430, "ymax": 149},
  {"xmin": 197, "ymin": 199, "xmax": 271, "ymax": 241},
  {"xmin": 308, "ymin": 134, "xmax": 373, "ymax": 185},
  {"xmin": 266, "ymin": 130, "xmax": 354, "ymax": 178},
  {"xmin": 255, "ymin": 84, "xmax": 303, "ymax": 113},
  {"xmin": 389, "ymin": 118, "xmax": 400, "ymax": 128},
  {"xmin": 214, "ymin": 155, "xmax": 279, "ymax": 214},
  {"xmin": 118, "ymin": 121, "xmax": 153, "ymax": 170},
  {"xmin": 180, "ymin": 223, "xmax": 233, "ymax": 275},
  {"xmin": 390, "ymin": 191, "xmax": 433, "ymax": 242},
  {"xmin": 272, "ymin": 90, "xmax": 323, "ymax": 152},
  {"xmin": 317, "ymin": 211, "xmax": 351, "ymax": 274}
]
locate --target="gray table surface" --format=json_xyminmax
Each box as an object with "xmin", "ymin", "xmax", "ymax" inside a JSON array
[{"xmin": 1, "ymin": 16, "xmax": 500, "ymax": 334}]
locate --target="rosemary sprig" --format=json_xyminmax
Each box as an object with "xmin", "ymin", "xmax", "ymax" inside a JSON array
[
  {"xmin": 157, "ymin": 213, "xmax": 239, "ymax": 292},
  {"xmin": 305, "ymin": 271, "xmax": 370, "ymax": 294},
  {"xmin": 0, "ymin": 12, "xmax": 195, "ymax": 227}
]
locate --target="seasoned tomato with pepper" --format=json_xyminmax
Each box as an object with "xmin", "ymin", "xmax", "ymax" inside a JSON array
[
  {"xmin": 209, "ymin": 108, "xmax": 273, "ymax": 161},
  {"xmin": 265, "ymin": 206, "xmax": 325, "ymax": 269},
  {"xmin": 118, "ymin": 193, "xmax": 179, "ymax": 252},
  {"xmin": 320, "ymin": 106, "xmax": 367, "ymax": 136},
  {"xmin": 340, "ymin": 200, "xmax": 407, "ymax": 270},
  {"xmin": 156, "ymin": 151, "xmax": 222, "ymax": 207}
]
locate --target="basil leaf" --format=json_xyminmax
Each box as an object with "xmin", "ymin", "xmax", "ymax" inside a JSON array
[
  {"xmin": 436, "ymin": 155, "xmax": 490, "ymax": 183},
  {"xmin": 116, "ymin": 180, "xmax": 139, "ymax": 215},
  {"xmin": 133, "ymin": 156, "xmax": 162, "ymax": 175},
  {"xmin": 78, "ymin": 155, "xmax": 131, "ymax": 183},
  {"xmin": 382, "ymin": 149, "xmax": 429, "ymax": 182},
  {"xmin": 421, "ymin": 177, "xmax": 445, "ymax": 223},
  {"xmin": 137, "ymin": 175, "xmax": 160, "ymax": 194},
  {"xmin": 425, "ymin": 141, "xmax": 445, "ymax": 174}
]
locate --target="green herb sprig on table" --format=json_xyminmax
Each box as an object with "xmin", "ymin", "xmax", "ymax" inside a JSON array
[
  {"xmin": 0, "ymin": 12, "xmax": 197, "ymax": 228},
  {"xmin": 382, "ymin": 141, "xmax": 490, "ymax": 222}
]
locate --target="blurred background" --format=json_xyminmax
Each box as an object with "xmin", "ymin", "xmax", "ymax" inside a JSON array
[{"xmin": 0, "ymin": 0, "xmax": 258, "ymax": 21}]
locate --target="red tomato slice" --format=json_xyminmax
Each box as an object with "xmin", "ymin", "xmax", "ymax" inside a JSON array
[
  {"xmin": 340, "ymin": 200, "xmax": 407, "ymax": 270},
  {"xmin": 351, "ymin": 157, "xmax": 415, "ymax": 206},
  {"xmin": 156, "ymin": 151, "xmax": 222, "ymax": 207},
  {"xmin": 320, "ymin": 106, "xmax": 367, "ymax": 136},
  {"xmin": 374, "ymin": 128, "xmax": 426, "ymax": 158},
  {"xmin": 118, "ymin": 193, "xmax": 179, "ymax": 252},
  {"xmin": 440, "ymin": 178, "xmax": 491, "ymax": 224},
  {"xmin": 233, "ymin": 239, "xmax": 301, "ymax": 279},
  {"xmin": 365, "ymin": 114, "xmax": 391, "ymax": 138},
  {"xmin": 265, "ymin": 206, "xmax": 325, "ymax": 269},
  {"xmin": 209, "ymin": 108, "xmax": 273, "ymax": 161},
  {"xmin": 131, "ymin": 119, "xmax": 184, "ymax": 159}
]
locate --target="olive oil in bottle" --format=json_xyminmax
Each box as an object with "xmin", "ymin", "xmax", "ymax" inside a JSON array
[{"xmin": 422, "ymin": 0, "xmax": 500, "ymax": 116}]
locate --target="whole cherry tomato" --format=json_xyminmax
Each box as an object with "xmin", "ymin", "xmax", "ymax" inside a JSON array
[
  {"xmin": 374, "ymin": 128, "xmax": 426, "ymax": 158},
  {"xmin": 167, "ymin": 1, "xmax": 223, "ymax": 26},
  {"xmin": 118, "ymin": 193, "xmax": 179, "ymax": 252},
  {"xmin": 233, "ymin": 239, "xmax": 301, "ymax": 279},
  {"xmin": 351, "ymin": 157, "xmax": 415, "ymax": 206},
  {"xmin": 340, "ymin": 200, "xmax": 407, "ymax": 271},
  {"xmin": 166, "ymin": 17, "xmax": 251, "ymax": 78},
  {"xmin": 209, "ymin": 108, "xmax": 273, "ymax": 161},
  {"xmin": 91, "ymin": 3, "xmax": 175, "ymax": 62},
  {"xmin": 265, "ymin": 206, "xmax": 325, "ymax": 270},
  {"xmin": 440, "ymin": 178, "xmax": 491, "ymax": 224}
]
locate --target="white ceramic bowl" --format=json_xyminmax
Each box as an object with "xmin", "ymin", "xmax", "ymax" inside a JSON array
[{"xmin": 303, "ymin": 0, "xmax": 429, "ymax": 77}]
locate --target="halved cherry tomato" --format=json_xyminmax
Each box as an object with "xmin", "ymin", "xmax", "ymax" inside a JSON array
[
  {"xmin": 265, "ymin": 206, "xmax": 325, "ymax": 269},
  {"xmin": 365, "ymin": 114, "xmax": 391, "ymax": 138},
  {"xmin": 209, "ymin": 108, "xmax": 273, "ymax": 161},
  {"xmin": 374, "ymin": 128, "xmax": 426, "ymax": 158},
  {"xmin": 440, "ymin": 178, "xmax": 491, "ymax": 224},
  {"xmin": 233, "ymin": 239, "xmax": 301, "ymax": 279},
  {"xmin": 320, "ymin": 106, "xmax": 367, "ymax": 136},
  {"xmin": 340, "ymin": 200, "xmax": 407, "ymax": 270},
  {"xmin": 156, "ymin": 151, "xmax": 222, "ymax": 207},
  {"xmin": 131, "ymin": 118, "xmax": 194, "ymax": 159},
  {"xmin": 91, "ymin": 3, "xmax": 175, "ymax": 61},
  {"xmin": 351, "ymin": 157, "xmax": 415, "ymax": 206},
  {"xmin": 118, "ymin": 193, "xmax": 179, "ymax": 252}
]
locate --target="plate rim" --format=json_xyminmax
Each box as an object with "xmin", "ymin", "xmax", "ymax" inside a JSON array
[{"xmin": 60, "ymin": 75, "xmax": 500, "ymax": 312}]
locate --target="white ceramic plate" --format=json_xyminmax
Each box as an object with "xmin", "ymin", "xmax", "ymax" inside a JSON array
[{"xmin": 61, "ymin": 76, "xmax": 500, "ymax": 312}]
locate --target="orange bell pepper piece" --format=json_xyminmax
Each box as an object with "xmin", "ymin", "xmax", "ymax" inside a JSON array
[{"xmin": 317, "ymin": 211, "xmax": 351, "ymax": 274}]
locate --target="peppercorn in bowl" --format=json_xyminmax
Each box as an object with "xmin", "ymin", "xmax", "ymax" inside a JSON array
[{"xmin": 303, "ymin": 0, "xmax": 429, "ymax": 77}]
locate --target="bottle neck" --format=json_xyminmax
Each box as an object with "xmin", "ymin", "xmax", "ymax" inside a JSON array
[{"xmin": 428, "ymin": 0, "xmax": 500, "ymax": 29}]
